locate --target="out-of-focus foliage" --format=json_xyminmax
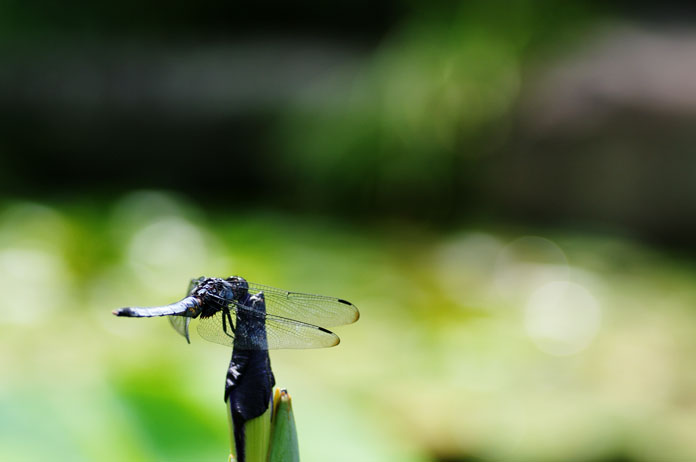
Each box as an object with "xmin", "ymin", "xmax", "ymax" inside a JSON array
[
  {"xmin": 273, "ymin": 1, "xmax": 594, "ymax": 215},
  {"xmin": 1, "ymin": 193, "xmax": 696, "ymax": 462},
  {"xmin": 0, "ymin": 1, "xmax": 601, "ymax": 222}
]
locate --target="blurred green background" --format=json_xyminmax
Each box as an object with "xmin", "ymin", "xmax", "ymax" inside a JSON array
[{"xmin": 2, "ymin": 1, "xmax": 696, "ymax": 461}]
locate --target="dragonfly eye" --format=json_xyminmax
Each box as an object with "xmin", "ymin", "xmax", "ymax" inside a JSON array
[{"xmin": 226, "ymin": 276, "xmax": 249, "ymax": 288}]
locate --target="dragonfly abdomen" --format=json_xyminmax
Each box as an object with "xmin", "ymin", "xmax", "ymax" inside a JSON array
[{"xmin": 113, "ymin": 296, "xmax": 201, "ymax": 318}]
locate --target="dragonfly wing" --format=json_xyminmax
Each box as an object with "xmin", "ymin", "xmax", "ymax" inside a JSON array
[
  {"xmin": 247, "ymin": 283, "xmax": 359, "ymax": 328},
  {"xmin": 263, "ymin": 314, "xmax": 340, "ymax": 349},
  {"xmin": 168, "ymin": 315, "xmax": 191, "ymax": 343},
  {"xmin": 196, "ymin": 305, "xmax": 340, "ymax": 350},
  {"xmin": 196, "ymin": 311, "xmax": 237, "ymax": 348}
]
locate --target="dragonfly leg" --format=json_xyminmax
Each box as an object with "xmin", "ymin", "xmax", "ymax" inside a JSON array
[
  {"xmin": 222, "ymin": 307, "xmax": 235, "ymax": 339},
  {"xmin": 227, "ymin": 309, "xmax": 236, "ymax": 335}
]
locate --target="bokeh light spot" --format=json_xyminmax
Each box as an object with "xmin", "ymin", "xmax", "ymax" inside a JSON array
[
  {"xmin": 494, "ymin": 236, "xmax": 570, "ymax": 301},
  {"xmin": 525, "ymin": 281, "xmax": 601, "ymax": 356},
  {"xmin": 128, "ymin": 217, "xmax": 210, "ymax": 295},
  {"xmin": 0, "ymin": 248, "xmax": 71, "ymax": 324}
]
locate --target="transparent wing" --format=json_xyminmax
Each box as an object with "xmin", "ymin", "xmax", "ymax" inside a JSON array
[
  {"xmin": 168, "ymin": 315, "xmax": 191, "ymax": 343},
  {"xmin": 196, "ymin": 310, "xmax": 236, "ymax": 348},
  {"xmin": 247, "ymin": 283, "xmax": 359, "ymax": 328},
  {"xmin": 196, "ymin": 305, "xmax": 340, "ymax": 350},
  {"xmin": 262, "ymin": 314, "xmax": 339, "ymax": 349}
]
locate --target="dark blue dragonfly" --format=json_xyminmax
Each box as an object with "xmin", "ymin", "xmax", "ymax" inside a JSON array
[{"xmin": 112, "ymin": 276, "xmax": 360, "ymax": 350}]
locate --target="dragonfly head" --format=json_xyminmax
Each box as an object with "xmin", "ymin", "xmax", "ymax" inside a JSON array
[
  {"xmin": 225, "ymin": 275, "xmax": 249, "ymax": 299},
  {"xmin": 183, "ymin": 276, "xmax": 250, "ymax": 316}
]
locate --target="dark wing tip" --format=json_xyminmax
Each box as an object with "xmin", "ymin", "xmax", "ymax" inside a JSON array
[
  {"xmin": 338, "ymin": 299, "xmax": 360, "ymax": 323},
  {"xmin": 318, "ymin": 326, "xmax": 341, "ymax": 347}
]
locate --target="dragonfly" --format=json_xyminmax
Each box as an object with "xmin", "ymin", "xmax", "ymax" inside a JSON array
[
  {"xmin": 113, "ymin": 276, "xmax": 358, "ymax": 461},
  {"xmin": 112, "ymin": 276, "xmax": 360, "ymax": 350}
]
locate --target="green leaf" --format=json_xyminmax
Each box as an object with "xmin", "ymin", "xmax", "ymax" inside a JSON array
[{"xmin": 268, "ymin": 388, "xmax": 300, "ymax": 462}]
